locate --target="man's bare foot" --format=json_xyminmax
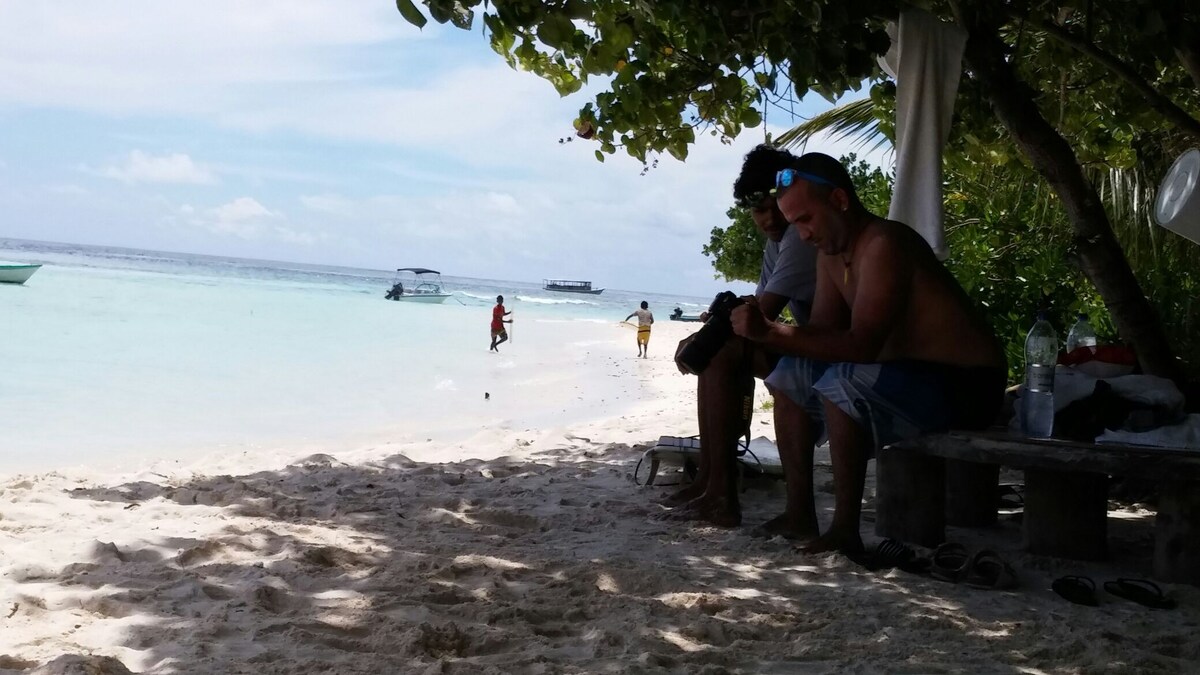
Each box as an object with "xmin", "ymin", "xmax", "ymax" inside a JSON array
[
  {"xmin": 661, "ymin": 483, "xmax": 705, "ymax": 506},
  {"xmin": 694, "ymin": 495, "xmax": 741, "ymax": 527},
  {"xmin": 750, "ymin": 513, "xmax": 819, "ymax": 541},
  {"xmin": 659, "ymin": 495, "xmax": 740, "ymax": 527},
  {"xmin": 796, "ymin": 529, "xmax": 864, "ymax": 555}
]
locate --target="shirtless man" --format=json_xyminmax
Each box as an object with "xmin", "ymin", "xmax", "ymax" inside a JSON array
[
  {"xmin": 669, "ymin": 145, "xmax": 817, "ymax": 527},
  {"xmin": 731, "ymin": 152, "xmax": 1006, "ymax": 554}
]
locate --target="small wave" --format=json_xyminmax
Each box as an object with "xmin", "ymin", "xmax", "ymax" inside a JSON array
[
  {"xmin": 515, "ymin": 295, "xmax": 596, "ymax": 306},
  {"xmin": 434, "ymin": 379, "xmax": 457, "ymax": 391}
]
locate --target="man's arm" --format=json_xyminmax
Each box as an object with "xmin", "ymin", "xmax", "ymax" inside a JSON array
[
  {"xmin": 757, "ymin": 227, "xmax": 818, "ymax": 323},
  {"xmin": 755, "ymin": 291, "xmax": 790, "ymax": 322},
  {"xmin": 739, "ymin": 230, "xmax": 911, "ymax": 363},
  {"xmin": 625, "ymin": 312, "xmax": 636, "ymax": 321}
]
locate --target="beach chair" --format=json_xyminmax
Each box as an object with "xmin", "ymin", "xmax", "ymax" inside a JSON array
[{"xmin": 634, "ymin": 435, "xmax": 784, "ymax": 486}]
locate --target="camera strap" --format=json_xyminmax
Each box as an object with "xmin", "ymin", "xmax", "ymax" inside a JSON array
[{"xmin": 736, "ymin": 341, "xmax": 755, "ymax": 454}]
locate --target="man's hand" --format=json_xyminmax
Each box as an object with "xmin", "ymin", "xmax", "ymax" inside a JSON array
[{"xmin": 731, "ymin": 298, "xmax": 770, "ymax": 341}]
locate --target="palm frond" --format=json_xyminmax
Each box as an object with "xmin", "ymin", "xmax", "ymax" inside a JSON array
[{"xmin": 774, "ymin": 98, "xmax": 891, "ymax": 154}]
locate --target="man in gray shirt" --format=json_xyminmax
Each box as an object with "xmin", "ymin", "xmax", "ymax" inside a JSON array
[{"xmin": 670, "ymin": 144, "xmax": 818, "ymax": 532}]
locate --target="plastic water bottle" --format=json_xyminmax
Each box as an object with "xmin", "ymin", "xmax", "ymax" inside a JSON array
[
  {"xmin": 1022, "ymin": 312, "xmax": 1058, "ymax": 438},
  {"xmin": 1065, "ymin": 312, "xmax": 1098, "ymax": 355}
]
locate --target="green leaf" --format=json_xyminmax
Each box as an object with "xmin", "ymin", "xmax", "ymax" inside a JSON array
[
  {"xmin": 395, "ymin": 0, "xmax": 427, "ymax": 29},
  {"xmin": 537, "ymin": 13, "xmax": 575, "ymax": 49},
  {"xmin": 594, "ymin": 149, "xmax": 605, "ymax": 162}
]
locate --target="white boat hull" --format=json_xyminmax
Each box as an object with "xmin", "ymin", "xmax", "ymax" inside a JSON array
[
  {"xmin": 393, "ymin": 293, "xmax": 451, "ymax": 304},
  {"xmin": 0, "ymin": 264, "xmax": 41, "ymax": 285}
]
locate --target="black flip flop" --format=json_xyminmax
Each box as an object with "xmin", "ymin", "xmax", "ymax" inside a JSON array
[
  {"xmin": 930, "ymin": 542, "xmax": 971, "ymax": 583},
  {"xmin": 1052, "ymin": 575, "xmax": 1098, "ymax": 606},
  {"xmin": 1104, "ymin": 578, "xmax": 1177, "ymax": 609},
  {"xmin": 848, "ymin": 538, "xmax": 931, "ymax": 574}
]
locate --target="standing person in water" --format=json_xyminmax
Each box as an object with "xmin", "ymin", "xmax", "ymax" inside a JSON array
[
  {"xmin": 490, "ymin": 295, "xmax": 513, "ymax": 352},
  {"xmin": 625, "ymin": 301, "xmax": 655, "ymax": 358}
]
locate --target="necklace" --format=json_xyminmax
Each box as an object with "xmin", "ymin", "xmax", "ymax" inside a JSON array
[{"xmin": 842, "ymin": 256, "xmax": 851, "ymax": 284}]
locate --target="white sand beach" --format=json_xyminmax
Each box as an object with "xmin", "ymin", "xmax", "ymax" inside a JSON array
[{"xmin": 2, "ymin": 320, "xmax": 1198, "ymax": 674}]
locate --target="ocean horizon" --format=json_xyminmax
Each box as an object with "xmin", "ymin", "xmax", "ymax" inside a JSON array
[{"xmin": 1, "ymin": 238, "xmax": 721, "ymax": 474}]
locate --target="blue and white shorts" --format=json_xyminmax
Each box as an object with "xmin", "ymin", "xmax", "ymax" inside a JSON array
[{"xmin": 765, "ymin": 357, "xmax": 1005, "ymax": 452}]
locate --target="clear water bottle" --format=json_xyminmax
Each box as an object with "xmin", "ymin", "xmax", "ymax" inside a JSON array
[
  {"xmin": 1022, "ymin": 312, "xmax": 1058, "ymax": 438},
  {"xmin": 1065, "ymin": 312, "xmax": 1098, "ymax": 354}
]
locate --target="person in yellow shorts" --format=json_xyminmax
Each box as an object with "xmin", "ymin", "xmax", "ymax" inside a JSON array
[{"xmin": 624, "ymin": 301, "xmax": 654, "ymax": 358}]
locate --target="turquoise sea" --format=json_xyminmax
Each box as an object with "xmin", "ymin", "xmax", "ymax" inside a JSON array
[{"xmin": 0, "ymin": 238, "xmax": 720, "ymax": 474}]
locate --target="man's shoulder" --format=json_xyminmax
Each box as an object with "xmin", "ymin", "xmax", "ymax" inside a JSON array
[{"xmin": 861, "ymin": 219, "xmax": 931, "ymax": 253}]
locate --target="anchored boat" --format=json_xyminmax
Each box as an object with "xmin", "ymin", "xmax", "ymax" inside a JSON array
[
  {"xmin": 542, "ymin": 279, "xmax": 604, "ymax": 295},
  {"xmin": 384, "ymin": 268, "xmax": 452, "ymax": 303},
  {"xmin": 0, "ymin": 263, "xmax": 42, "ymax": 285}
]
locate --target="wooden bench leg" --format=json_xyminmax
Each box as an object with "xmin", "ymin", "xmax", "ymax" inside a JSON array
[
  {"xmin": 944, "ymin": 459, "xmax": 999, "ymax": 526},
  {"xmin": 875, "ymin": 451, "xmax": 945, "ymax": 548},
  {"xmin": 1154, "ymin": 480, "xmax": 1200, "ymax": 585},
  {"xmin": 1023, "ymin": 468, "xmax": 1107, "ymax": 560}
]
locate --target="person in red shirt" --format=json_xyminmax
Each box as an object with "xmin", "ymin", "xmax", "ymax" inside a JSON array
[{"xmin": 490, "ymin": 295, "xmax": 513, "ymax": 352}]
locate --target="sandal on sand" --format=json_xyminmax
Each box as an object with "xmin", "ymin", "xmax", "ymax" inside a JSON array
[
  {"xmin": 848, "ymin": 539, "xmax": 931, "ymax": 574},
  {"xmin": 930, "ymin": 542, "xmax": 971, "ymax": 583},
  {"xmin": 997, "ymin": 483, "xmax": 1024, "ymax": 509},
  {"xmin": 1052, "ymin": 575, "xmax": 1098, "ymax": 606},
  {"xmin": 1104, "ymin": 578, "xmax": 1177, "ymax": 609},
  {"xmin": 964, "ymin": 550, "xmax": 1019, "ymax": 590}
]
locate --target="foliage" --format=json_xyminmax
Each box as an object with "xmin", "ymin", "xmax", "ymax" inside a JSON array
[
  {"xmin": 702, "ymin": 207, "xmax": 763, "ymax": 284},
  {"xmin": 399, "ymin": 0, "xmax": 893, "ymax": 162}
]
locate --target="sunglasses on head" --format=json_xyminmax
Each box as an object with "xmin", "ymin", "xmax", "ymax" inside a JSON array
[{"xmin": 774, "ymin": 168, "xmax": 838, "ymax": 190}]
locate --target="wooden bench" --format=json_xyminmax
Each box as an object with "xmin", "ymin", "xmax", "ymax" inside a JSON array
[{"xmin": 875, "ymin": 430, "xmax": 1200, "ymax": 585}]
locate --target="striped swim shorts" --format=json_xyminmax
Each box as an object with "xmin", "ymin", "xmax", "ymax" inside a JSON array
[{"xmin": 764, "ymin": 358, "xmax": 1005, "ymax": 452}]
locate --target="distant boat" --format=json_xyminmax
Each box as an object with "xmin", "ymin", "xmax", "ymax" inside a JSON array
[
  {"xmin": 384, "ymin": 268, "xmax": 452, "ymax": 304},
  {"xmin": 543, "ymin": 279, "xmax": 604, "ymax": 295},
  {"xmin": 0, "ymin": 263, "xmax": 42, "ymax": 285},
  {"xmin": 669, "ymin": 307, "xmax": 703, "ymax": 322}
]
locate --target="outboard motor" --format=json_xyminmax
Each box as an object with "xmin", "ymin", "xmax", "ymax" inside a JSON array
[{"xmin": 385, "ymin": 282, "xmax": 404, "ymax": 300}]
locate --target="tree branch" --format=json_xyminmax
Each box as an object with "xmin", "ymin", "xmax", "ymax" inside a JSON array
[{"xmin": 1030, "ymin": 15, "xmax": 1200, "ymax": 142}]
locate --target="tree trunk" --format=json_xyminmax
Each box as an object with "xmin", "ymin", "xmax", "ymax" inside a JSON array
[{"xmin": 954, "ymin": 8, "xmax": 1183, "ymax": 382}]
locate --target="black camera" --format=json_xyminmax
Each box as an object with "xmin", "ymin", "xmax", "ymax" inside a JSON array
[{"xmin": 677, "ymin": 291, "xmax": 744, "ymax": 374}]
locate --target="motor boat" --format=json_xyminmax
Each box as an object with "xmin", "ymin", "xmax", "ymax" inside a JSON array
[
  {"xmin": 0, "ymin": 263, "xmax": 42, "ymax": 285},
  {"xmin": 384, "ymin": 268, "xmax": 452, "ymax": 303}
]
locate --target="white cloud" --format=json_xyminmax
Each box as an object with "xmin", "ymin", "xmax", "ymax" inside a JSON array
[
  {"xmin": 213, "ymin": 197, "xmax": 279, "ymax": 223},
  {"xmin": 93, "ymin": 150, "xmax": 216, "ymax": 185}
]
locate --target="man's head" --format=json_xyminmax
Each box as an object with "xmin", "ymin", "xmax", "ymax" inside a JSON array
[
  {"xmin": 496, "ymin": 295, "xmax": 504, "ymax": 304},
  {"xmin": 733, "ymin": 144, "xmax": 797, "ymax": 242},
  {"xmin": 773, "ymin": 152, "xmax": 863, "ymax": 255},
  {"xmin": 640, "ymin": 301, "xmax": 648, "ymax": 310}
]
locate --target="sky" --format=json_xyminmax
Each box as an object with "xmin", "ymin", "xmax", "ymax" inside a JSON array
[{"xmin": 0, "ymin": 1, "xmax": 889, "ymax": 297}]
